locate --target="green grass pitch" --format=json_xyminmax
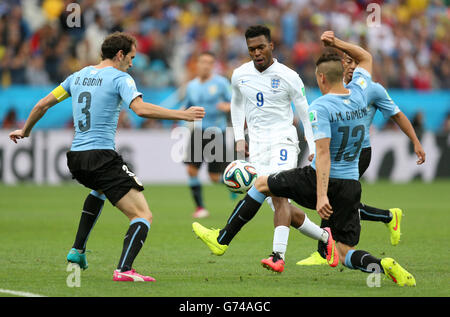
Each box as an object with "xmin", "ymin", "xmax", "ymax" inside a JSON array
[{"xmin": 0, "ymin": 180, "xmax": 449, "ymax": 297}]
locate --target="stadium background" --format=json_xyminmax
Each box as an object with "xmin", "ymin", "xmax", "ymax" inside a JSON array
[
  {"xmin": 0, "ymin": 0, "xmax": 448, "ymax": 184},
  {"xmin": 0, "ymin": 0, "xmax": 450, "ymax": 184},
  {"xmin": 0, "ymin": 0, "xmax": 449, "ymax": 299}
]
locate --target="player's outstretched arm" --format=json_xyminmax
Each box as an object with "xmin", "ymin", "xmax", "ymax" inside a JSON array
[
  {"xmin": 315, "ymin": 138, "xmax": 333, "ymax": 220},
  {"xmin": 321, "ymin": 31, "xmax": 373, "ymax": 76},
  {"xmin": 391, "ymin": 112, "xmax": 426, "ymax": 164},
  {"xmin": 9, "ymin": 92, "xmax": 59, "ymax": 143},
  {"xmin": 130, "ymin": 97, "xmax": 205, "ymax": 121}
]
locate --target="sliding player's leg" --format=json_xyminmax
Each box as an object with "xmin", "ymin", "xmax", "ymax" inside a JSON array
[{"xmin": 192, "ymin": 176, "xmax": 270, "ymax": 255}]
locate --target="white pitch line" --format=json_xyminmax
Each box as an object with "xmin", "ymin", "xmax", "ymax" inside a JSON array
[{"xmin": 0, "ymin": 288, "xmax": 46, "ymax": 297}]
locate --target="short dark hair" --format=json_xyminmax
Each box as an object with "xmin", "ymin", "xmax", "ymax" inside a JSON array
[
  {"xmin": 101, "ymin": 32, "xmax": 137, "ymax": 60},
  {"xmin": 315, "ymin": 48, "xmax": 342, "ymax": 66},
  {"xmin": 245, "ymin": 25, "xmax": 271, "ymax": 42},
  {"xmin": 315, "ymin": 49, "xmax": 344, "ymax": 83}
]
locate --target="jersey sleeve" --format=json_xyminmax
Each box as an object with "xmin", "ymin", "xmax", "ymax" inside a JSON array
[
  {"xmin": 51, "ymin": 74, "xmax": 73, "ymax": 102},
  {"xmin": 230, "ymin": 71, "xmax": 246, "ymax": 141},
  {"xmin": 347, "ymin": 67, "xmax": 372, "ymax": 105},
  {"xmin": 309, "ymin": 102, "xmax": 331, "ymax": 141},
  {"xmin": 371, "ymin": 83, "xmax": 401, "ymax": 119},
  {"xmin": 348, "ymin": 67, "xmax": 372, "ymax": 93},
  {"xmin": 116, "ymin": 74, "xmax": 143, "ymax": 108},
  {"xmin": 288, "ymin": 73, "xmax": 315, "ymax": 155}
]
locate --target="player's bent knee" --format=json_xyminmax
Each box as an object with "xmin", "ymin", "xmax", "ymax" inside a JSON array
[
  {"xmin": 132, "ymin": 210, "xmax": 152, "ymax": 224},
  {"xmin": 139, "ymin": 208, "xmax": 153, "ymax": 224},
  {"xmin": 255, "ymin": 176, "xmax": 271, "ymax": 195},
  {"xmin": 145, "ymin": 212, "xmax": 153, "ymax": 224}
]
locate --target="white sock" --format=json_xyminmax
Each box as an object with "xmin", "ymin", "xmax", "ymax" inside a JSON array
[
  {"xmin": 297, "ymin": 214, "xmax": 328, "ymax": 243},
  {"xmin": 273, "ymin": 225, "xmax": 290, "ymax": 260},
  {"xmin": 266, "ymin": 197, "xmax": 276, "ymax": 212}
]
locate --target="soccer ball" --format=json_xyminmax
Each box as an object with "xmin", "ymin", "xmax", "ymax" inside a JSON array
[{"xmin": 223, "ymin": 160, "xmax": 258, "ymax": 193}]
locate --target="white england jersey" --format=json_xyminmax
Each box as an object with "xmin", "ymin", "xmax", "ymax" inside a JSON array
[{"xmin": 230, "ymin": 59, "xmax": 315, "ymax": 156}]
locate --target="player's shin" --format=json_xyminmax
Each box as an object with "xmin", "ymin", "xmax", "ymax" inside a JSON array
[
  {"xmin": 359, "ymin": 203, "xmax": 392, "ymax": 223},
  {"xmin": 344, "ymin": 249, "xmax": 383, "ymax": 274},
  {"xmin": 117, "ymin": 218, "xmax": 150, "ymax": 272},
  {"xmin": 72, "ymin": 190, "xmax": 105, "ymax": 252},
  {"xmin": 217, "ymin": 186, "xmax": 266, "ymax": 245}
]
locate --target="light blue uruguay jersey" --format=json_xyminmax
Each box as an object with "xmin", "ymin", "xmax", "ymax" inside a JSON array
[
  {"xmin": 183, "ymin": 74, "xmax": 231, "ymax": 131},
  {"xmin": 345, "ymin": 77, "xmax": 400, "ymax": 148},
  {"xmin": 310, "ymin": 68, "xmax": 373, "ymax": 180},
  {"xmin": 60, "ymin": 66, "xmax": 142, "ymax": 151}
]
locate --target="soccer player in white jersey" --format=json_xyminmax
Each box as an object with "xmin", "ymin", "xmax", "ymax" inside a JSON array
[{"xmin": 193, "ymin": 25, "xmax": 339, "ymax": 272}]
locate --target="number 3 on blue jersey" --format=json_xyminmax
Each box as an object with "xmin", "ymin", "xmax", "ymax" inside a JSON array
[{"xmin": 256, "ymin": 92, "xmax": 264, "ymax": 107}]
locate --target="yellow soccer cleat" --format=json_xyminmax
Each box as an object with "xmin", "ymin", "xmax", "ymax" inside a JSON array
[
  {"xmin": 296, "ymin": 251, "xmax": 328, "ymax": 266},
  {"xmin": 381, "ymin": 257, "xmax": 416, "ymax": 287},
  {"xmin": 192, "ymin": 222, "xmax": 228, "ymax": 256},
  {"xmin": 386, "ymin": 208, "xmax": 402, "ymax": 246}
]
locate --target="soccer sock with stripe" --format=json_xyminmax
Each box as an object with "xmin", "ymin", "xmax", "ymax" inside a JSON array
[
  {"xmin": 189, "ymin": 176, "xmax": 204, "ymax": 208},
  {"xmin": 344, "ymin": 249, "xmax": 384, "ymax": 273},
  {"xmin": 217, "ymin": 186, "xmax": 266, "ymax": 245},
  {"xmin": 359, "ymin": 203, "xmax": 392, "ymax": 223},
  {"xmin": 117, "ymin": 218, "xmax": 150, "ymax": 272},
  {"xmin": 72, "ymin": 190, "xmax": 105, "ymax": 252}
]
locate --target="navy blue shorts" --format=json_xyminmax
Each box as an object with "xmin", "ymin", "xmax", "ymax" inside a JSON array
[{"xmin": 268, "ymin": 165, "xmax": 362, "ymax": 246}]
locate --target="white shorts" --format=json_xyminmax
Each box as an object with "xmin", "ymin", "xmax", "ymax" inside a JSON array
[
  {"xmin": 249, "ymin": 139, "xmax": 300, "ymax": 176},
  {"xmin": 249, "ymin": 138, "xmax": 300, "ymax": 212}
]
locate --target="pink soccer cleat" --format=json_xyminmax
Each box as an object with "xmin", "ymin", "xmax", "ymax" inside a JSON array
[
  {"xmin": 261, "ymin": 252, "xmax": 285, "ymax": 273},
  {"xmin": 113, "ymin": 269, "xmax": 156, "ymax": 282},
  {"xmin": 192, "ymin": 207, "xmax": 210, "ymax": 219},
  {"xmin": 323, "ymin": 227, "xmax": 339, "ymax": 267}
]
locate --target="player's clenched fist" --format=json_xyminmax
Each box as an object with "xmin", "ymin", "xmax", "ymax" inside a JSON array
[
  {"xmin": 184, "ymin": 106, "xmax": 205, "ymax": 121},
  {"xmin": 321, "ymin": 31, "xmax": 335, "ymax": 47},
  {"xmin": 316, "ymin": 196, "xmax": 333, "ymax": 220}
]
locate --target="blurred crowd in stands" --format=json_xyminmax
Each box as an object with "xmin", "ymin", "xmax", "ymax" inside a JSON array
[
  {"xmin": 0, "ymin": 0, "xmax": 448, "ymax": 90},
  {"xmin": 0, "ymin": 0, "xmax": 449, "ymax": 132}
]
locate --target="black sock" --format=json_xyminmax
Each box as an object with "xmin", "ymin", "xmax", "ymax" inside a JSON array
[
  {"xmin": 117, "ymin": 218, "xmax": 150, "ymax": 272},
  {"xmin": 217, "ymin": 194, "xmax": 263, "ymax": 245},
  {"xmin": 345, "ymin": 250, "xmax": 384, "ymax": 273},
  {"xmin": 359, "ymin": 203, "xmax": 392, "ymax": 223},
  {"xmin": 190, "ymin": 185, "xmax": 204, "ymax": 208},
  {"xmin": 72, "ymin": 191, "xmax": 105, "ymax": 252}
]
